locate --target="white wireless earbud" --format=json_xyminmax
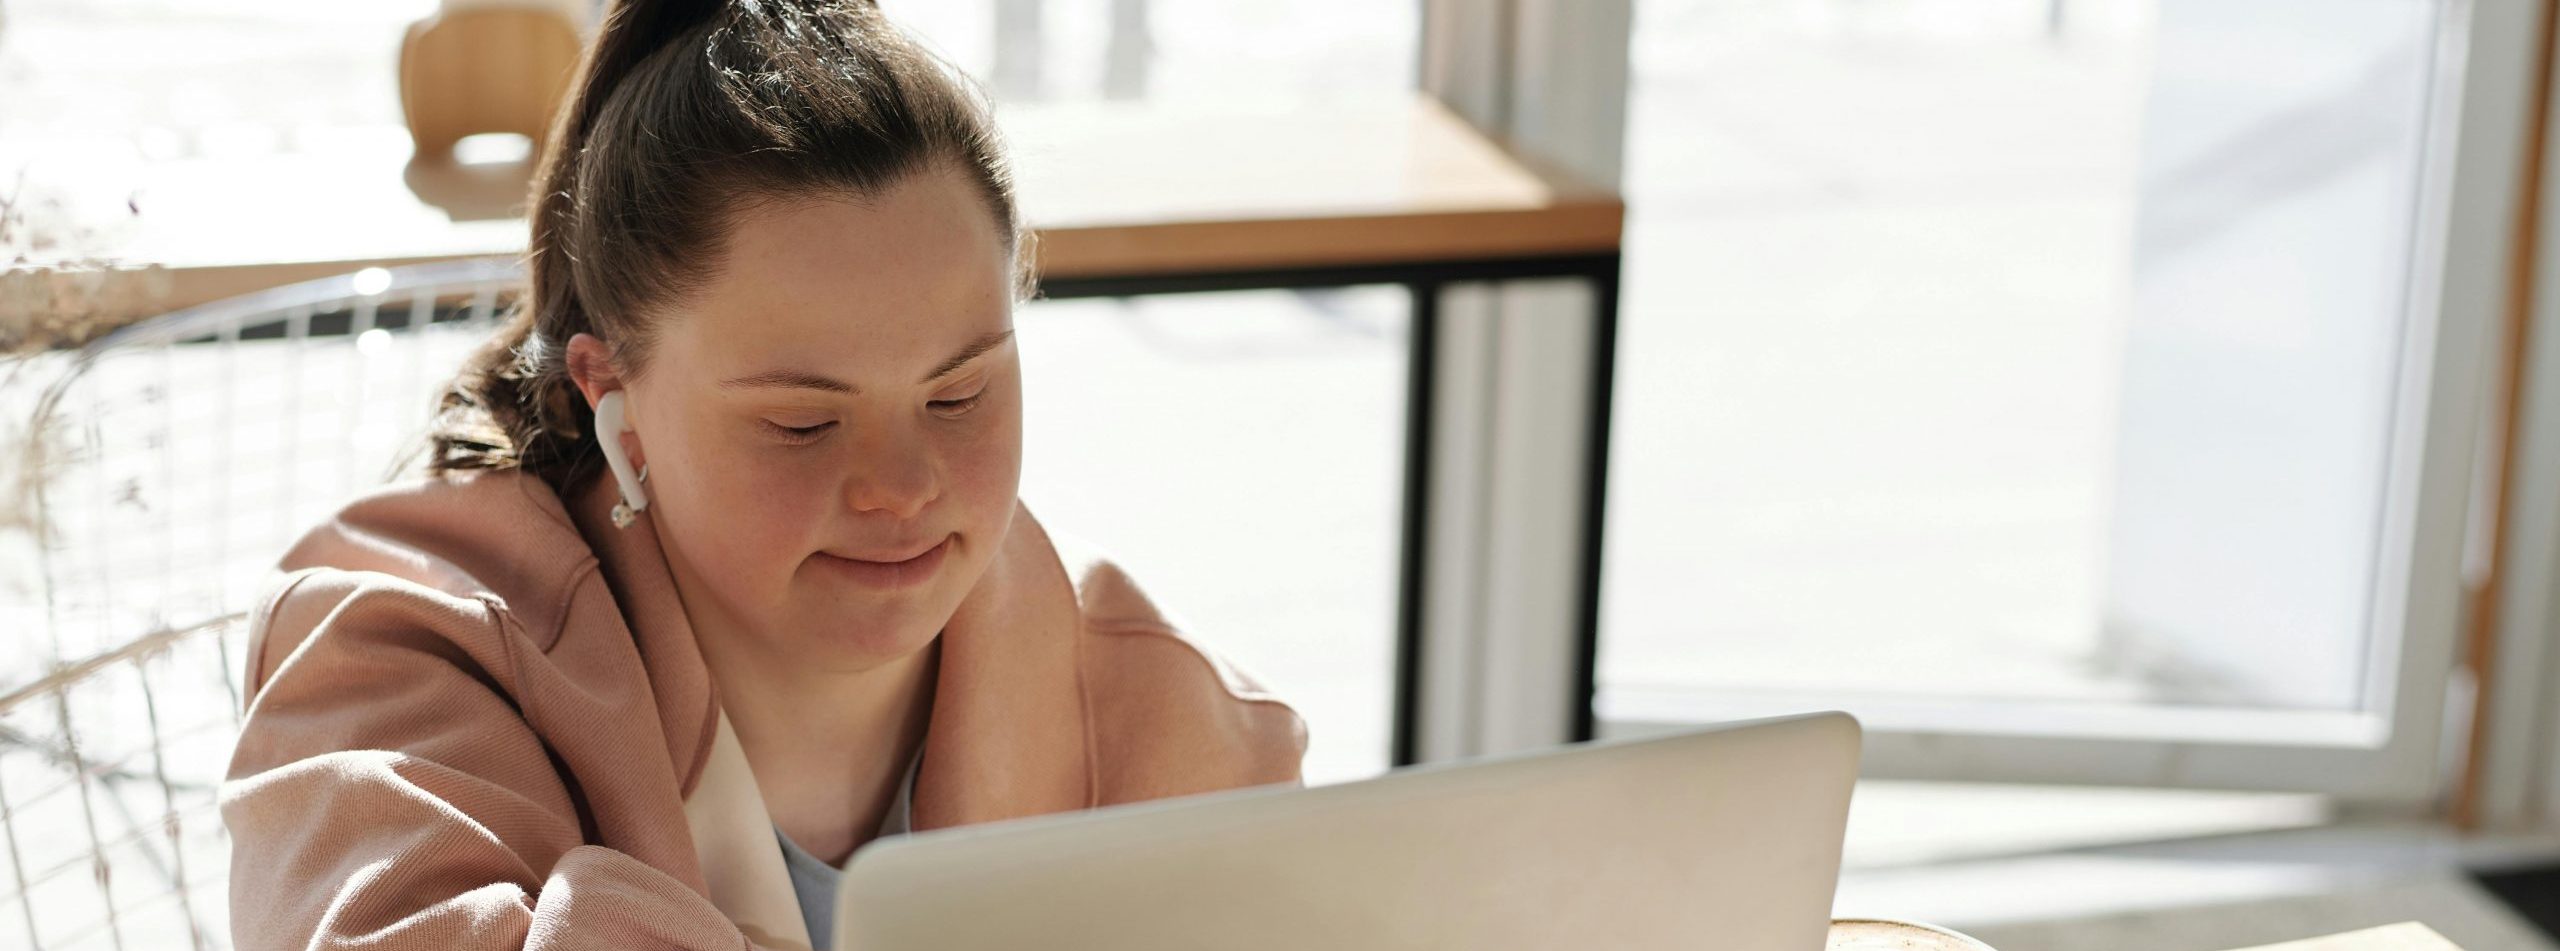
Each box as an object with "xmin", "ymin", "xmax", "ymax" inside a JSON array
[{"xmin": 595, "ymin": 390, "xmax": 650, "ymax": 528}]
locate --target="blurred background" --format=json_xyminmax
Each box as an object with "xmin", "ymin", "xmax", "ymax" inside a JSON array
[{"xmin": 13, "ymin": 0, "xmax": 2560, "ymax": 949}]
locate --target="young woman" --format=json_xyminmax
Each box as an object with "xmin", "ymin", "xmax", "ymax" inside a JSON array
[{"xmin": 217, "ymin": 2, "xmax": 1307, "ymax": 948}]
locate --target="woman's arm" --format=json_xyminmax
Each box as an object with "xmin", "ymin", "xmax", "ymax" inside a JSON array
[{"xmin": 220, "ymin": 572, "xmax": 751, "ymax": 951}]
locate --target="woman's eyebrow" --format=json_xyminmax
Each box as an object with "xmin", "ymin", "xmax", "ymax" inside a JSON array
[
  {"xmin": 719, "ymin": 368, "xmax": 855, "ymax": 393},
  {"xmin": 718, "ymin": 330, "xmax": 1015, "ymax": 394},
  {"xmin": 918, "ymin": 330, "xmax": 1015, "ymax": 384}
]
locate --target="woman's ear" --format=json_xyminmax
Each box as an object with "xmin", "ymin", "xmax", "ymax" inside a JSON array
[
  {"xmin": 564, "ymin": 332, "xmax": 621, "ymax": 410},
  {"xmin": 565, "ymin": 332, "xmax": 647, "ymax": 473}
]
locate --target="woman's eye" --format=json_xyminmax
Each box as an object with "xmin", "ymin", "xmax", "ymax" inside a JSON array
[
  {"xmin": 930, "ymin": 393, "xmax": 984, "ymax": 416},
  {"xmin": 761, "ymin": 419, "xmax": 837, "ymax": 443}
]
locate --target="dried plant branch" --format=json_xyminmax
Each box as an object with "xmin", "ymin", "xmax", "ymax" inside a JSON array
[{"xmin": 2, "ymin": 166, "xmax": 170, "ymax": 646}]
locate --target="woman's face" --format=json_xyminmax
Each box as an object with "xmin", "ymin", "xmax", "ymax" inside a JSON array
[{"xmin": 604, "ymin": 166, "xmax": 1023, "ymax": 673}]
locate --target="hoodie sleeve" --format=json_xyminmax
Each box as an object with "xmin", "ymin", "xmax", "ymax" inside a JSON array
[
  {"xmin": 1065, "ymin": 556, "xmax": 1311, "ymax": 802},
  {"xmin": 219, "ymin": 568, "xmax": 753, "ymax": 951}
]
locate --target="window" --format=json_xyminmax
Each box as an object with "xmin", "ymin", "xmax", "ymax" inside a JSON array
[{"xmin": 1597, "ymin": 0, "xmax": 2484, "ymax": 797}]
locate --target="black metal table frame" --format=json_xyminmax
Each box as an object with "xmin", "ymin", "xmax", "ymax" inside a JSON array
[{"xmin": 1040, "ymin": 250, "xmax": 1624, "ymax": 766}]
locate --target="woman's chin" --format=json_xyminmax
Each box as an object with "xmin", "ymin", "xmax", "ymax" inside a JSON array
[
  {"xmin": 780, "ymin": 546, "xmax": 971, "ymax": 665},
  {"xmin": 781, "ymin": 601, "xmax": 943, "ymax": 665}
]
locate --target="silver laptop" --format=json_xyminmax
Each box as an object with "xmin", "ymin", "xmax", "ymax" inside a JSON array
[{"xmin": 834, "ymin": 711, "xmax": 1862, "ymax": 951}]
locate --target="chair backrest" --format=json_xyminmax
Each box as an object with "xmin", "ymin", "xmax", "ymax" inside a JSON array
[
  {"xmin": 399, "ymin": 7, "xmax": 584, "ymax": 161},
  {"xmin": 0, "ymin": 258, "xmax": 523, "ymax": 950}
]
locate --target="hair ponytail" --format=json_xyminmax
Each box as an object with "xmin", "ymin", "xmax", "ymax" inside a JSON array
[{"xmin": 427, "ymin": 0, "xmax": 1021, "ymax": 493}]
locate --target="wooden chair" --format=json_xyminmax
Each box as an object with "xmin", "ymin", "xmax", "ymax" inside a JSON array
[{"xmin": 399, "ymin": 6, "xmax": 583, "ymax": 163}]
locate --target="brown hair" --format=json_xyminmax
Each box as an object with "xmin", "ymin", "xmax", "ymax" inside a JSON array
[{"xmin": 426, "ymin": 0, "xmax": 1027, "ymax": 492}]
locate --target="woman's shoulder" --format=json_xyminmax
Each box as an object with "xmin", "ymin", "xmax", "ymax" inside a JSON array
[
  {"xmin": 278, "ymin": 468, "xmax": 585, "ymax": 576},
  {"xmin": 1037, "ymin": 522, "xmax": 1309, "ymax": 797},
  {"xmin": 276, "ymin": 469, "xmax": 591, "ymax": 603},
  {"xmin": 249, "ymin": 469, "xmax": 599, "ymax": 697}
]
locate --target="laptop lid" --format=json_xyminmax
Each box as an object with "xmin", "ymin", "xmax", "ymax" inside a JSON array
[{"xmin": 835, "ymin": 712, "xmax": 1861, "ymax": 950}]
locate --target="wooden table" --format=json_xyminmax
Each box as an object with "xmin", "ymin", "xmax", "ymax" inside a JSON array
[{"xmin": 7, "ymin": 94, "xmax": 1620, "ymax": 325}]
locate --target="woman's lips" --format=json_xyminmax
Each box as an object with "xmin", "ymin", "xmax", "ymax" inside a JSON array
[{"xmin": 815, "ymin": 535, "xmax": 951, "ymax": 589}]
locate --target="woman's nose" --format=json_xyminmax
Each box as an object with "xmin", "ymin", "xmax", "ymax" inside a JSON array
[{"xmin": 842, "ymin": 434, "xmax": 940, "ymax": 520}]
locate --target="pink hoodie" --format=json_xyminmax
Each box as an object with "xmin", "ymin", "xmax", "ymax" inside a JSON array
[{"xmin": 219, "ymin": 468, "xmax": 1307, "ymax": 950}]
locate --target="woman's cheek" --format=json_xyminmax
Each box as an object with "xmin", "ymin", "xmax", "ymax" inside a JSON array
[
  {"xmin": 697, "ymin": 442, "xmax": 834, "ymax": 565},
  {"xmin": 749, "ymin": 460, "xmax": 840, "ymax": 531},
  {"xmin": 950, "ymin": 400, "xmax": 1025, "ymax": 532}
]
